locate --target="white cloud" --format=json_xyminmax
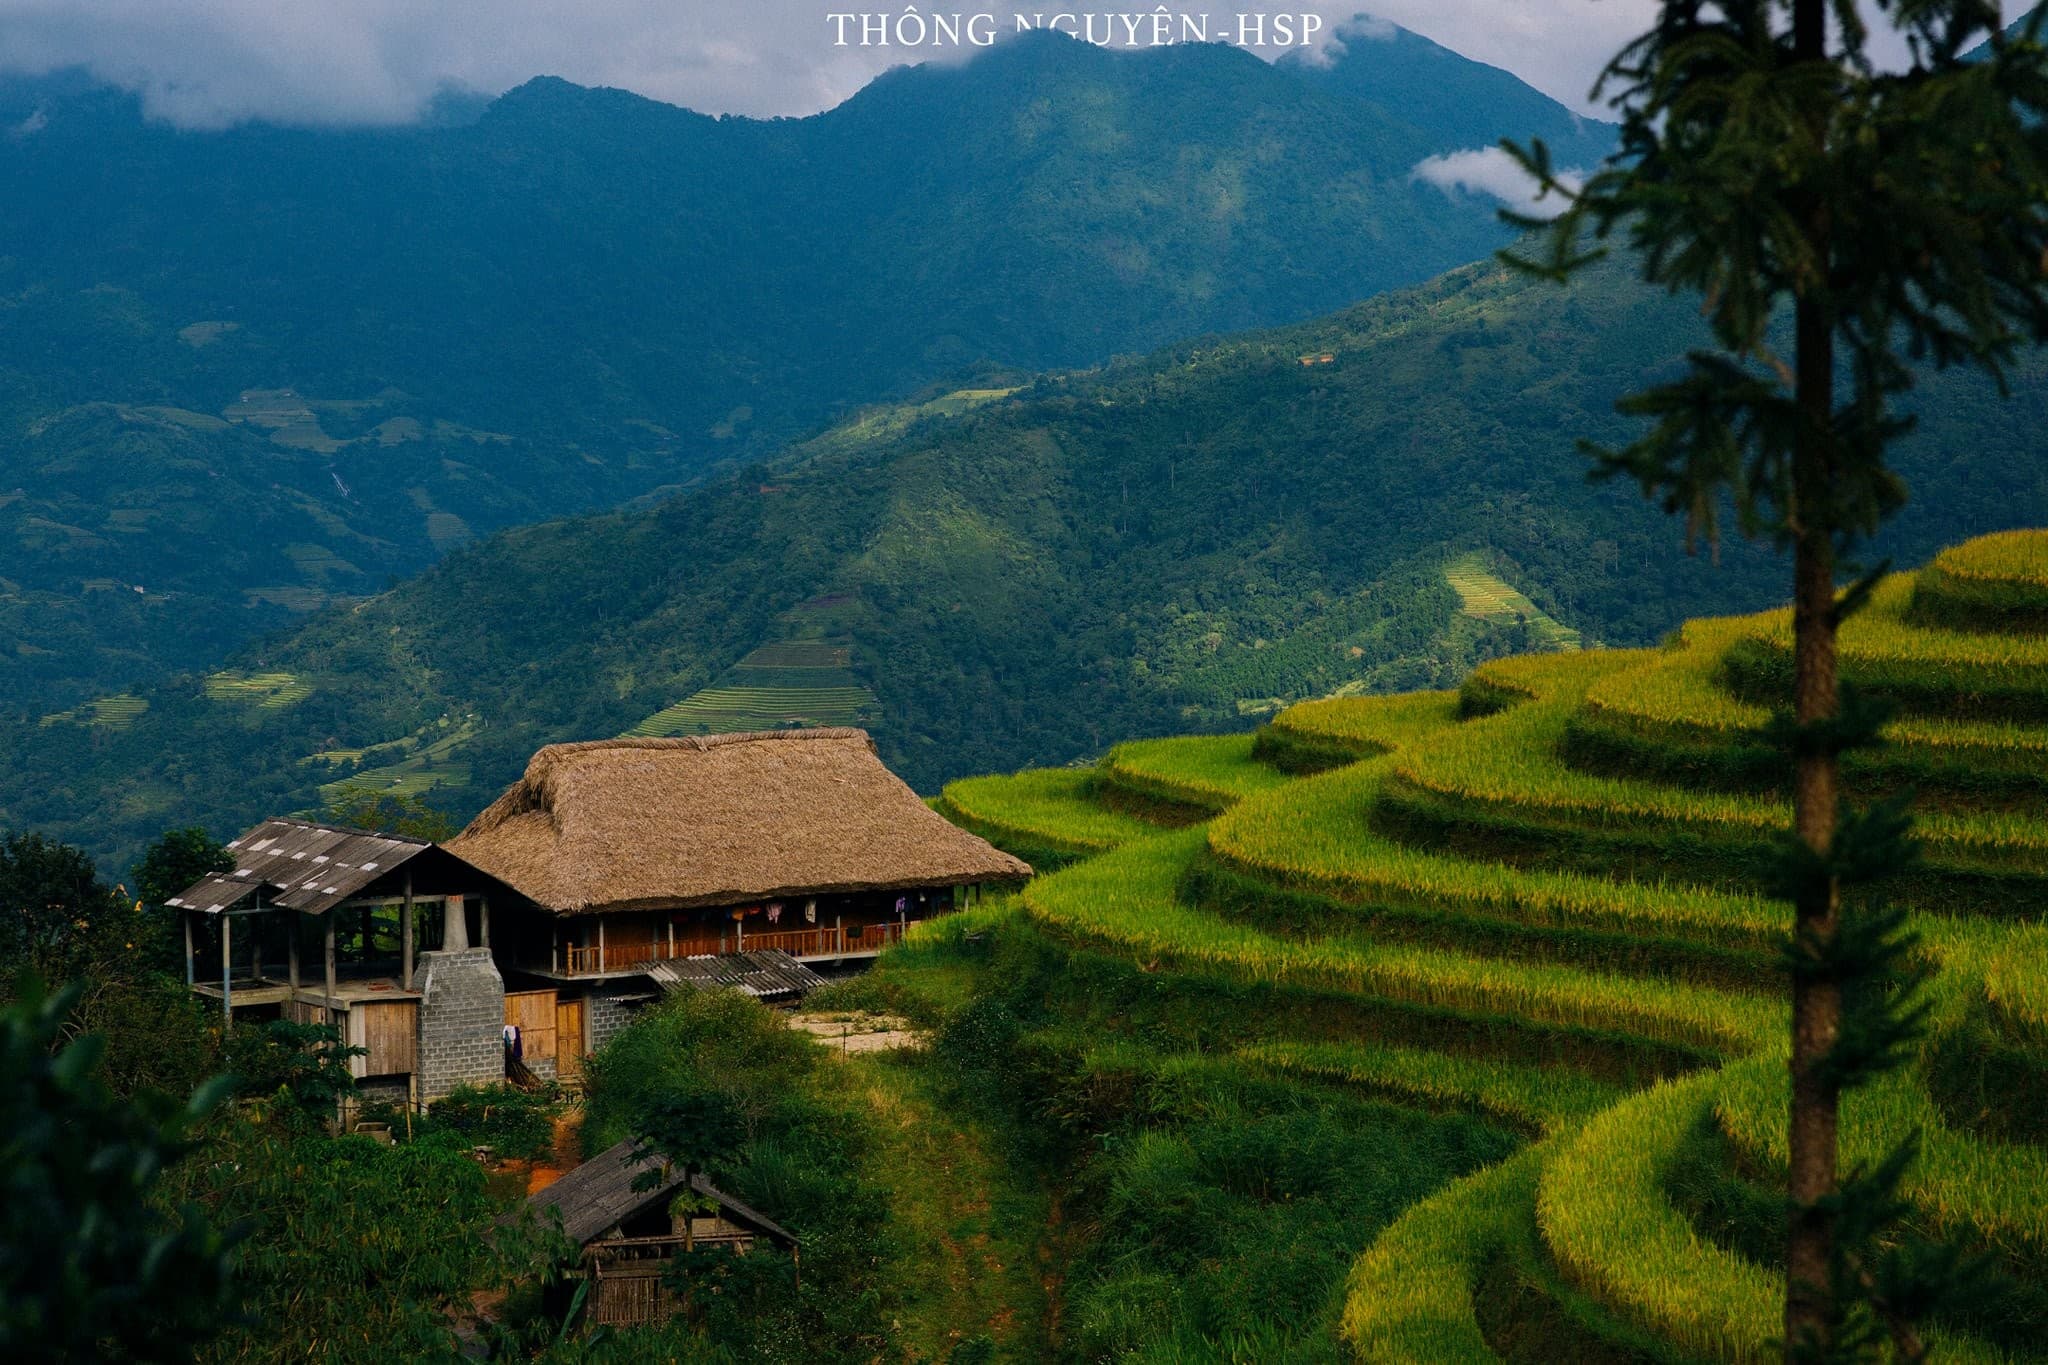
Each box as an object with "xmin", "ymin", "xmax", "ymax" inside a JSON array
[
  {"xmin": 9, "ymin": 106, "xmax": 47, "ymax": 137},
  {"xmin": 0, "ymin": 0, "xmax": 2027, "ymax": 128},
  {"xmin": 1411, "ymin": 145, "xmax": 1583, "ymax": 218}
]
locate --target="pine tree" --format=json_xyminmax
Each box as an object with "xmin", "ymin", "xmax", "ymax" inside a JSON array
[{"xmin": 1506, "ymin": 2, "xmax": 2048, "ymax": 1355}]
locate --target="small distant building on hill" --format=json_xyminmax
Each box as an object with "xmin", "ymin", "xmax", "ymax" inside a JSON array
[
  {"xmin": 170, "ymin": 728, "xmax": 1027, "ymax": 1106},
  {"xmin": 521, "ymin": 1138, "xmax": 799, "ymax": 1328}
]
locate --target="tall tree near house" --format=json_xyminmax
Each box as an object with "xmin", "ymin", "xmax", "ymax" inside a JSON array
[{"xmin": 1505, "ymin": 1, "xmax": 2048, "ymax": 1355}]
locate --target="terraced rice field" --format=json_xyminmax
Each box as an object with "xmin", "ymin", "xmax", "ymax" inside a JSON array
[
  {"xmin": 926, "ymin": 528, "xmax": 2048, "ymax": 1361},
  {"xmin": 39, "ymin": 693, "xmax": 149, "ymax": 729},
  {"xmin": 204, "ymin": 670, "xmax": 314, "ymax": 709},
  {"xmin": 1444, "ymin": 553, "xmax": 1582, "ymax": 651},
  {"xmin": 313, "ymin": 716, "xmax": 478, "ymax": 803},
  {"xmin": 623, "ymin": 638, "xmax": 877, "ymax": 737}
]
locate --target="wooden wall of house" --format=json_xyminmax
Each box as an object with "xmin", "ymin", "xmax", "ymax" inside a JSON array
[
  {"xmin": 349, "ymin": 1001, "xmax": 419, "ymax": 1078},
  {"xmin": 504, "ymin": 989, "xmax": 558, "ymax": 1065}
]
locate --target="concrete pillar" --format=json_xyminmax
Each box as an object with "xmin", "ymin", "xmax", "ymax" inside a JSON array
[
  {"xmin": 441, "ymin": 896, "xmax": 468, "ymax": 952},
  {"xmin": 402, "ymin": 872, "xmax": 415, "ymax": 990}
]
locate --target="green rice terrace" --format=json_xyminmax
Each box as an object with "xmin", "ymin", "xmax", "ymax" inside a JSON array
[
  {"xmin": 38, "ymin": 693, "xmax": 148, "ymax": 730},
  {"xmin": 623, "ymin": 639, "xmax": 879, "ymax": 737},
  {"xmin": 1445, "ymin": 554, "xmax": 1583, "ymax": 652},
  {"xmin": 862, "ymin": 528, "xmax": 2048, "ymax": 1360}
]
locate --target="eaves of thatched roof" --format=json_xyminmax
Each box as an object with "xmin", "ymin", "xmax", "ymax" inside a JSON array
[{"xmin": 447, "ymin": 730, "xmax": 1029, "ymax": 916}]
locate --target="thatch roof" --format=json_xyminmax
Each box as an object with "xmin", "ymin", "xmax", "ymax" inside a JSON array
[{"xmin": 448, "ymin": 730, "xmax": 1030, "ymax": 916}]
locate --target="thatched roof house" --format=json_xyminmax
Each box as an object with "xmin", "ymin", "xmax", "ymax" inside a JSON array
[{"xmin": 447, "ymin": 730, "xmax": 1030, "ymax": 916}]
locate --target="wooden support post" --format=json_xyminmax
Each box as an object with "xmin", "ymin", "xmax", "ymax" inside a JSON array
[
  {"xmin": 220, "ymin": 913, "xmax": 233, "ymax": 1018},
  {"xmin": 360, "ymin": 904, "xmax": 373, "ymax": 958},
  {"xmin": 736, "ymin": 917, "xmax": 743, "ymax": 951},
  {"xmin": 183, "ymin": 911, "xmax": 194, "ymax": 987},
  {"xmin": 597, "ymin": 917, "xmax": 606, "ymax": 972},
  {"xmin": 288, "ymin": 916, "xmax": 300, "ymax": 993},
  {"xmin": 401, "ymin": 872, "xmax": 415, "ymax": 991},
  {"xmin": 836, "ymin": 913, "xmax": 844, "ymax": 954},
  {"xmin": 666, "ymin": 918, "xmax": 675, "ymax": 960},
  {"xmin": 479, "ymin": 896, "xmax": 491, "ymax": 949},
  {"xmin": 324, "ymin": 914, "xmax": 338, "ymax": 1026},
  {"xmin": 550, "ymin": 924, "xmax": 558, "ymax": 974}
]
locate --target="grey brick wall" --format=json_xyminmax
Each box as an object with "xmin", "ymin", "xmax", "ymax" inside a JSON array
[
  {"xmin": 416, "ymin": 947, "xmax": 505, "ymax": 1101},
  {"xmin": 586, "ymin": 988, "xmax": 641, "ymax": 1055}
]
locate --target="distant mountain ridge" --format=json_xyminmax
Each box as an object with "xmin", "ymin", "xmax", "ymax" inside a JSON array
[
  {"xmin": 0, "ymin": 25, "xmax": 1613, "ymax": 712},
  {"xmin": 9, "ymin": 251, "xmax": 2043, "ymax": 872}
]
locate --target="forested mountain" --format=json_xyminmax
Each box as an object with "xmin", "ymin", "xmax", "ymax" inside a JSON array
[
  {"xmin": 10, "ymin": 253, "xmax": 2045, "ymax": 871},
  {"xmin": 0, "ymin": 27, "xmax": 1611, "ymax": 710}
]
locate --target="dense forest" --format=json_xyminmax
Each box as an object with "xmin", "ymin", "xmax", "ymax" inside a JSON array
[{"xmin": 8, "ymin": 253, "xmax": 2045, "ymax": 872}]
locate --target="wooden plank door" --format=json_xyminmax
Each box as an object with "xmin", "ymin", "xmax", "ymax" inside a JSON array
[
  {"xmin": 504, "ymin": 990, "xmax": 557, "ymax": 1066},
  {"xmin": 555, "ymin": 998, "xmax": 587, "ymax": 1082}
]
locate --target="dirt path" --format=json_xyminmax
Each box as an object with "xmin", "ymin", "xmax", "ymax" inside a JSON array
[
  {"xmin": 523, "ymin": 1108, "xmax": 585, "ymax": 1196},
  {"xmin": 788, "ymin": 1009, "xmax": 920, "ymax": 1055}
]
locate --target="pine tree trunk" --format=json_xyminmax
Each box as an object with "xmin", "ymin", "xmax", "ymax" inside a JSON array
[{"xmin": 1784, "ymin": 6, "xmax": 1841, "ymax": 1353}]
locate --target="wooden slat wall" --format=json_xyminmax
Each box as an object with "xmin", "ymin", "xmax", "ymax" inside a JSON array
[
  {"xmin": 355, "ymin": 1001, "xmax": 418, "ymax": 1077},
  {"xmin": 505, "ymin": 989, "xmax": 557, "ymax": 1063}
]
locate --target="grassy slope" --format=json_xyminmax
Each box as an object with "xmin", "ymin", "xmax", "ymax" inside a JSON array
[{"xmin": 877, "ymin": 531, "xmax": 2048, "ymax": 1362}]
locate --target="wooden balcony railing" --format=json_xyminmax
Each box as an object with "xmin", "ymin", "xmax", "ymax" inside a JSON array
[{"xmin": 560, "ymin": 919, "xmax": 914, "ymax": 976}]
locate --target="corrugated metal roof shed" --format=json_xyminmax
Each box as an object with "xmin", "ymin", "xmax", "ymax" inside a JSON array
[
  {"xmin": 522, "ymin": 1139, "xmax": 797, "ymax": 1247},
  {"xmin": 165, "ymin": 818, "xmax": 441, "ymax": 914},
  {"xmin": 644, "ymin": 950, "xmax": 828, "ymax": 1003}
]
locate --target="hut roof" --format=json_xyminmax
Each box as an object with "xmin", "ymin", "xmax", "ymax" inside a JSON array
[
  {"xmin": 523, "ymin": 1139, "xmax": 796, "ymax": 1248},
  {"xmin": 167, "ymin": 818, "xmax": 433, "ymax": 915},
  {"xmin": 447, "ymin": 730, "xmax": 1030, "ymax": 916},
  {"xmin": 646, "ymin": 950, "xmax": 828, "ymax": 1003}
]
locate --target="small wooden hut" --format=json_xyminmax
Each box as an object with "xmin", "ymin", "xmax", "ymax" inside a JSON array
[{"xmin": 524, "ymin": 1139, "xmax": 798, "ymax": 1328}]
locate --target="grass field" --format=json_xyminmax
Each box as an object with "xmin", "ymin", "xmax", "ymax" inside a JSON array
[{"xmin": 899, "ymin": 528, "xmax": 2048, "ymax": 1360}]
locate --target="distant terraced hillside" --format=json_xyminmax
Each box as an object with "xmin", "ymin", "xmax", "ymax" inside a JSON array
[
  {"xmin": 623, "ymin": 639, "xmax": 879, "ymax": 737},
  {"xmin": 1445, "ymin": 554, "xmax": 1581, "ymax": 651},
  {"xmin": 888, "ymin": 528, "xmax": 2048, "ymax": 1359}
]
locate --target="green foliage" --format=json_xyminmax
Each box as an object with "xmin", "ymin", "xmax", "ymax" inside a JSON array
[
  {"xmin": 221, "ymin": 1020, "xmax": 363, "ymax": 1135},
  {"xmin": 0, "ymin": 828, "xmax": 132, "ymax": 976},
  {"xmin": 181, "ymin": 1120, "xmax": 557, "ymax": 1365},
  {"xmin": 131, "ymin": 826, "xmax": 232, "ymax": 912},
  {"xmin": 417, "ymin": 1083, "xmax": 561, "ymax": 1162},
  {"xmin": 320, "ymin": 785, "xmax": 457, "ymax": 841},
  {"xmin": 0, "ymin": 978, "xmax": 238, "ymax": 1363},
  {"xmin": 581, "ymin": 989, "xmax": 892, "ymax": 1361}
]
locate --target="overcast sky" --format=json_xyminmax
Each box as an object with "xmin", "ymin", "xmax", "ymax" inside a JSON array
[{"xmin": 0, "ymin": 1, "xmax": 2030, "ymax": 129}]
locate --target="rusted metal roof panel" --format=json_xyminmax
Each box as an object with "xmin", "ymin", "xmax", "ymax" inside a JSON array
[
  {"xmin": 519, "ymin": 1139, "xmax": 796, "ymax": 1247},
  {"xmin": 173, "ymin": 818, "xmax": 434, "ymax": 914},
  {"xmin": 643, "ymin": 950, "xmax": 827, "ymax": 1003},
  {"xmin": 164, "ymin": 874, "xmax": 273, "ymax": 914}
]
